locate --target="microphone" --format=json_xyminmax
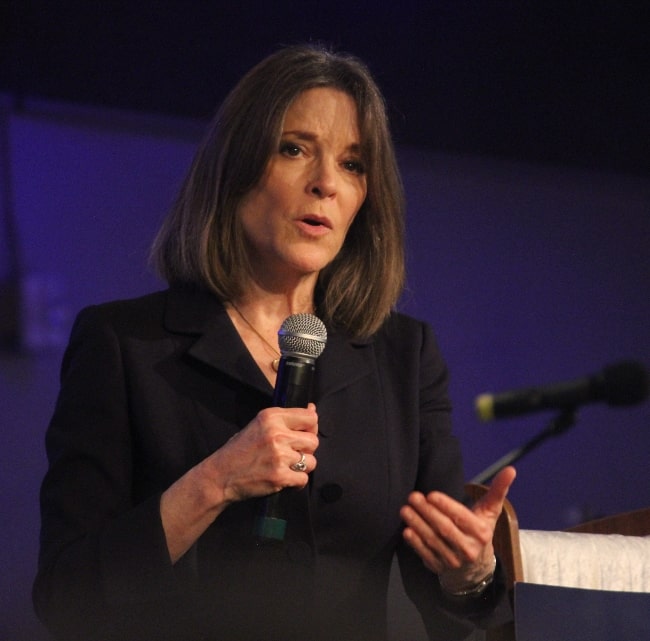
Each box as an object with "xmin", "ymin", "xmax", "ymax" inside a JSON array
[
  {"xmin": 255, "ymin": 313, "xmax": 327, "ymax": 541},
  {"xmin": 272, "ymin": 313, "xmax": 327, "ymax": 408},
  {"xmin": 475, "ymin": 361, "xmax": 648, "ymax": 422}
]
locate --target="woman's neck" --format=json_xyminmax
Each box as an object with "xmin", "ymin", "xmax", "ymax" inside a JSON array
[
  {"xmin": 234, "ymin": 275, "xmax": 317, "ymax": 322},
  {"xmin": 226, "ymin": 285, "xmax": 317, "ymax": 385}
]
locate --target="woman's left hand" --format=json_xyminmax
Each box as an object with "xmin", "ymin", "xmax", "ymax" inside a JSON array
[{"xmin": 400, "ymin": 466, "xmax": 516, "ymax": 591}]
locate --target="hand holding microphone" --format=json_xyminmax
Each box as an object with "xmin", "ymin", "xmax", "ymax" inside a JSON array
[
  {"xmin": 215, "ymin": 403, "xmax": 320, "ymax": 502},
  {"xmin": 203, "ymin": 314, "xmax": 326, "ymax": 541},
  {"xmin": 255, "ymin": 313, "xmax": 327, "ymax": 540},
  {"xmin": 159, "ymin": 313, "xmax": 326, "ymax": 563}
]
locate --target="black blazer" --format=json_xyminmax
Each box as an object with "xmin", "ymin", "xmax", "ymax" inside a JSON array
[{"xmin": 34, "ymin": 287, "xmax": 508, "ymax": 641}]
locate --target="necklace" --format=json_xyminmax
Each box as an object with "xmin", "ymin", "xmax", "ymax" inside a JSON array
[{"xmin": 229, "ymin": 303, "xmax": 281, "ymax": 372}]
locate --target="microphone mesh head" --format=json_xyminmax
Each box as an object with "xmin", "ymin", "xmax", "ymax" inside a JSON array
[{"xmin": 278, "ymin": 314, "xmax": 327, "ymax": 359}]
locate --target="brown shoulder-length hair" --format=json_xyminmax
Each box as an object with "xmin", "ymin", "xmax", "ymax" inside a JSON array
[{"xmin": 150, "ymin": 44, "xmax": 405, "ymax": 339}]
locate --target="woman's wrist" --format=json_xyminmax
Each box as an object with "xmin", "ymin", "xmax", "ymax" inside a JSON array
[
  {"xmin": 438, "ymin": 554, "xmax": 497, "ymax": 597},
  {"xmin": 160, "ymin": 463, "xmax": 229, "ymax": 563}
]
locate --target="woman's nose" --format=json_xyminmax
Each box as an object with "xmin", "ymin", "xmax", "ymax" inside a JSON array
[{"xmin": 308, "ymin": 158, "xmax": 338, "ymax": 199}]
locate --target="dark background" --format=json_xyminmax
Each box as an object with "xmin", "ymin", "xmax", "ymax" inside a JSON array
[
  {"xmin": 2, "ymin": 1, "xmax": 649, "ymax": 175},
  {"xmin": 1, "ymin": 3, "xmax": 648, "ymax": 639}
]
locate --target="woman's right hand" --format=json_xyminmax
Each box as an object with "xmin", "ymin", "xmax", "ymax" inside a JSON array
[
  {"xmin": 207, "ymin": 402, "xmax": 320, "ymax": 503},
  {"xmin": 160, "ymin": 403, "xmax": 319, "ymax": 563}
]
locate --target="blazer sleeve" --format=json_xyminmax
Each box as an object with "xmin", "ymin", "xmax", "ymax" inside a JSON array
[
  {"xmin": 395, "ymin": 320, "xmax": 512, "ymax": 637},
  {"xmin": 33, "ymin": 306, "xmax": 185, "ymax": 640}
]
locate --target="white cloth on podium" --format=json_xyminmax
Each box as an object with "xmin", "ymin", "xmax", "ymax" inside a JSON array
[{"xmin": 519, "ymin": 529, "xmax": 650, "ymax": 592}]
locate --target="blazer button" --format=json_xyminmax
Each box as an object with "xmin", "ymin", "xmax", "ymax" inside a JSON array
[{"xmin": 319, "ymin": 483, "xmax": 343, "ymax": 503}]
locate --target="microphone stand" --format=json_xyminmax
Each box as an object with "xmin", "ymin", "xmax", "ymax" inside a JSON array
[{"xmin": 470, "ymin": 407, "xmax": 577, "ymax": 485}]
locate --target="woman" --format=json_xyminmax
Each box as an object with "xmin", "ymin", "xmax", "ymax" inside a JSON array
[{"xmin": 34, "ymin": 45, "xmax": 515, "ymax": 641}]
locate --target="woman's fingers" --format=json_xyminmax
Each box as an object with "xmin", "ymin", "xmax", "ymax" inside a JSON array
[
  {"xmin": 213, "ymin": 405, "xmax": 320, "ymax": 500},
  {"xmin": 401, "ymin": 491, "xmax": 491, "ymax": 572}
]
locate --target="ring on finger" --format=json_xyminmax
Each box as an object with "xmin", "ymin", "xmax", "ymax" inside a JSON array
[{"xmin": 290, "ymin": 451, "xmax": 307, "ymax": 472}]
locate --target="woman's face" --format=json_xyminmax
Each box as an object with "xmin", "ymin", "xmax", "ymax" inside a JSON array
[{"xmin": 238, "ymin": 87, "xmax": 367, "ymax": 285}]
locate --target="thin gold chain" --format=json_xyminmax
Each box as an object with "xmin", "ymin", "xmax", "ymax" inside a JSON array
[{"xmin": 229, "ymin": 302, "xmax": 281, "ymax": 371}]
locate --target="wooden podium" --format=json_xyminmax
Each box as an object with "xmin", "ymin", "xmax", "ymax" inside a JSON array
[{"xmin": 465, "ymin": 484, "xmax": 650, "ymax": 641}]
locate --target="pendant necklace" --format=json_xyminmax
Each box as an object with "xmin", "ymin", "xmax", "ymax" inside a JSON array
[{"xmin": 230, "ymin": 303, "xmax": 281, "ymax": 372}]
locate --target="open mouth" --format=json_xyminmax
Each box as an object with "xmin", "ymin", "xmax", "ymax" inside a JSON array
[{"xmin": 300, "ymin": 215, "xmax": 330, "ymax": 229}]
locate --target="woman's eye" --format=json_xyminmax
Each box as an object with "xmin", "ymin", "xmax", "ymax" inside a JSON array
[
  {"xmin": 280, "ymin": 142, "xmax": 302, "ymax": 157},
  {"xmin": 343, "ymin": 160, "xmax": 365, "ymax": 175}
]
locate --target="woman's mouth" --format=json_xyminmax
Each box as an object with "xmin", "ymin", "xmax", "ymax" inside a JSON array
[
  {"xmin": 300, "ymin": 214, "xmax": 331, "ymax": 228},
  {"xmin": 296, "ymin": 215, "xmax": 332, "ymax": 236}
]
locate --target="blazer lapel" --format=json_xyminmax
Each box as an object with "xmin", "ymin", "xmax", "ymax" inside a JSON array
[
  {"xmin": 313, "ymin": 330, "xmax": 374, "ymax": 436},
  {"xmin": 163, "ymin": 287, "xmax": 273, "ymax": 397},
  {"xmin": 315, "ymin": 330, "xmax": 373, "ymax": 398},
  {"xmin": 162, "ymin": 286, "xmax": 375, "ymax": 415}
]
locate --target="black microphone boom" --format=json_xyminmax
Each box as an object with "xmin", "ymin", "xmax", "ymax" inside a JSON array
[
  {"xmin": 475, "ymin": 361, "xmax": 648, "ymax": 422},
  {"xmin": 255, "ymin": 313, "xmax": 327, "ymax": 541}
]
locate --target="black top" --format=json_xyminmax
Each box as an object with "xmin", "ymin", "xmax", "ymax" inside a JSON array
[{"xmin": 34, "ymin": 286, "xmax": 510, "ymax": 640}]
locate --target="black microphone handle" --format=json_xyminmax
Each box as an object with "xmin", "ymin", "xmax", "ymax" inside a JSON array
[
  {"xmin": 272, "ymin": 355, "xmax": 315, "ymax": 408},
  {"xmin": 255, "ymin": 355, "xmax": 315, "ymax": 542}
]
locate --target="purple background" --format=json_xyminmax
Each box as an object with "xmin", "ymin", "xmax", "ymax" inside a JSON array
[{"xmin": 1, "ymin": 105, "xmax": 647, "ymax": 640}]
